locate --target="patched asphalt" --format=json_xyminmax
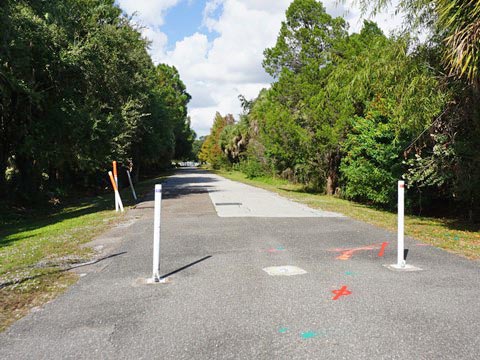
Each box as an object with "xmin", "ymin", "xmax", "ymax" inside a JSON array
[{"xmin": 1, "ymin": 168, "xmax": 479, "ymax": 359}]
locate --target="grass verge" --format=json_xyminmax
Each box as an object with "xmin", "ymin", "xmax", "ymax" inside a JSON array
[
  {"xmin": 0, "ymin": 173, "xmax": 169, "ymax": 332},
  {"xmin": 214, "ymin": 169, "xmax": 480, "ymax": 260}
]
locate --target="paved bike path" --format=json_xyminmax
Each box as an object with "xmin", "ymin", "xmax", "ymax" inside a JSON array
[{"xmin": 1, "ymin": 168, "xmax": 479, "ymax": 359}]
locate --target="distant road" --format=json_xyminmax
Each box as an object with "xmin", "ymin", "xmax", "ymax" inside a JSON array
[{"xmin": 1, "ymin": 168, "xmax": 479, "ymax": 359}]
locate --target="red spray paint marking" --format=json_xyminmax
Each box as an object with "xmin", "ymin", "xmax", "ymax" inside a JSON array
[
  {"xmin": 334, "ymin": 245, "xmax": 377, "ymax": 260},
  {"xmin": 332, "ymin": 286, "xmax": 352, "ymax": 300},
  {"xmin": 377, "ymin": 242, "xmax": 389, "ymax": 257},
  {"xmin": 329, "ymin": 243, "xmax": 388, "ymax": 260}
]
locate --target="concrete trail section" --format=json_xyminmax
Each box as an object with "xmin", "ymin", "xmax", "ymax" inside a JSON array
[
  {"xmin": 1, "ymin": 168, "xmax": 479, "ymax": 359},
  {"xmin": 204, "ymin": 172, "xmax": 342, "ymax": 217}
]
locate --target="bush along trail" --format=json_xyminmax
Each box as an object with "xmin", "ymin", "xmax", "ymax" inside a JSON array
[
  {"xmin": 0, "ymin": 174, "xmax": 168, "ymax": 332},
  {"xmin": 198, "ymin": 0, "xmax": 480, "ymax": 226}
]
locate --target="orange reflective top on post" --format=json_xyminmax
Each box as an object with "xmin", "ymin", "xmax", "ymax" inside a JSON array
[{"xmin": 113, "ymin": 161, "xmax": 118, "ymax": 178}]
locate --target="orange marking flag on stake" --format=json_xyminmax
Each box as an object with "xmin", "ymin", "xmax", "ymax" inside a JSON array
[
  {"xmin": 112, "ymin": 161, "xmax": 119, "ymax": 211},
  {"xmin": 108, "ymin": 171, "xmax": 124, "ymax": 212}
]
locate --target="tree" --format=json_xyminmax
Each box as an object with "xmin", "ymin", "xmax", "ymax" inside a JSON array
[
  {"xmin": 0, "ymin": 0, "xmax": 194, "ymax": 202},
  {"xmin": 259, "ymin": 0, "xmax": 349, "ymax": 189},
  {"xmin": 198, "ymin": 113, "xmax": 234, "ymax": 168},
  {"xmin": 355, "ymin": 0, "xmax": 480, "ymax": 83},
  {"xmin": 340, "ymin": 98, "xmax": 405, "ymax": 206},
  {"xmin": 191, "ymin": 136, "xmax": 206, "ymax": 162},
  {"xmin": 263, "ymin": 0, "xmax": 347, "ymax": 78}
]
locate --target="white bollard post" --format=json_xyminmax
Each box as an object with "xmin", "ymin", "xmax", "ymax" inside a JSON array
[
  {"xmin": 385, "ymin": 180, "xmax": 422, "ymax": 271},
  {"xmin": 108, "ymin": 171, "xmax": 124, "ymax": 212},
  {"xmin": 397, "ymin": 180, "xmax": 405, "ymax": 268},
  {"xmin": 152, "ymin": 184, "xmax": 162, "ymax": 282},
  {"xmin": 126, "ymin": 170, "xmax": 137, "ymax": 201}
]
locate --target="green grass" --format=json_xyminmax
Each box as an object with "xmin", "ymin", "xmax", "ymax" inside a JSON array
[
  {"xmin": 215, "ymin": 169, "xmax": 480, "ymax": 260},
  {"xmin": 0, "ymin": 173, "xmax": 169, "ymax": 331}
]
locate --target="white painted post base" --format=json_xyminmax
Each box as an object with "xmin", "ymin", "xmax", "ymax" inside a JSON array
[
  {"xmin": 145, "ymin": 277, "xmax": 169, "ymax": 284},
  {"xmin": 384, "ymin": 264, "xmax": 423, "ymax": 272}
]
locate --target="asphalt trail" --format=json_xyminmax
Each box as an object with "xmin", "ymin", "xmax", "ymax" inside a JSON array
[{"xmin": 1, "ymin": 168, "xmax": 479, "ymax": 359}]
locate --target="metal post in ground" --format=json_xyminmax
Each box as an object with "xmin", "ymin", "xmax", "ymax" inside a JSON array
[{"xmin": 126, "ymin": 170, "xmax": 137, "ymax": 201}]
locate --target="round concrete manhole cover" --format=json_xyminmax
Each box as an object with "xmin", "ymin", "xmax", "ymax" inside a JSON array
[{"xmin": 263, "ymin": 266, "xmax": 307, "ymax": 276}]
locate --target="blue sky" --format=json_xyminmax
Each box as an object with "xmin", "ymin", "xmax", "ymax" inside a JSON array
[{"xmin": 162, "ymin": 0, "xmax": 220, "ymax": 49}]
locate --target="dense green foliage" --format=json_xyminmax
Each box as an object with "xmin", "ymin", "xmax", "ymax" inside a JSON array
[
  {"xmin": 356, "ymin": 0, "xmax": 480, "ymax": 83},
  {"xmin": 0, "ymin": 0, "xmax": 194, "ymax": 202},
  {"xmin": 201, "ymin": 0, "xmax": 480, "ymax": 218},
  {"xmin": 198, "ymin": 113, "xmax": 234, "ymax": 169}
]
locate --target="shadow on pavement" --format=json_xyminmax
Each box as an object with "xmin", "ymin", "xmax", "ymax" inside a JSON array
[
  {"xmin": 161, "ymin": 256, "xmax": 212, "ymax": 279},
  {"xmin": 0, "ymin": 252, "xmax": 127, "ymax": 289}
]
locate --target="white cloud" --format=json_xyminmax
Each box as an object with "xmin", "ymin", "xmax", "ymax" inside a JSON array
[
  {"xmin": 117, "ymin": 0, "xmax": 180, "ymax": 27},
  {"xmin": 116, "ymin": 0, "xmax": 181, "ymax": 62},
  {"xmin": 117, "ymin": 0, "xmax": 404, "ymax": 136},
  {"xmin": 141, "ymin": 27, "xmax": 168, "ymax": 64},
  {"xmin": 161, "ymin": 0, "xmax": 291, "ymax": 135}
]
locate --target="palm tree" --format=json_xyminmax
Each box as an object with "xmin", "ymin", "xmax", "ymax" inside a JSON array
[
  {"xmin": 354, "ymin": 0, "xmax": 480, "ymax": 83},
  {"xmin": 438, "ymin": 0, "xmax": 480, "ymax": 82}
]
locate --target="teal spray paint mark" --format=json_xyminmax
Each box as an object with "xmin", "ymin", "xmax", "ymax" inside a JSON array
[
  {"xmin": 278, "ymin": 327, "xmax": 288, "ymax": 334},
  {"xmin": 345, "ymin": 271, "xmax": 355, "ymax": 276},
  {"xmin": 453, "ymin": 235, "xmax": 460, "ymax": 241},
  {"xmin": 300, "ymin": 331, "xmax": 318, "ymax": 339},
  {"xmin": 276, "ymin": 247, "xmax": 285, "ymax": 251}
]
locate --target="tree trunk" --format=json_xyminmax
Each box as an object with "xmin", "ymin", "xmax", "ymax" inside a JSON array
[
  {"xmin": 0, "ymin": 156, "xmax": 7, "ymax": 197},
  {"xmin": 326, "ymin": 174, "xmax": 335, "ymax": 195},
  {"xmin": 325, "ymin": 149, "xmax": 341, "ymax": 195},
  {"xmin": 14, "ymin": 153, "xmax": 38, "ymax": 201}
]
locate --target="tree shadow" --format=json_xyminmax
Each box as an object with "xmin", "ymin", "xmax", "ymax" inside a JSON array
[
  {"xmin": 0, "ymin": 197, "xmax": 118, "ymax": 249},
  {"xmin": 0, "ymin": 251, "xmax": 127, "ymax": 289},
  {"xmin": 280, "ymin": 188, "xmax": 480, "ymax": 234},
  {"xmin": 139, "ymin": 169, "xmax": 220, "ymax": 201},
  {"xmin": 442, "ymin": 218, "xmax": 480, "ymax": 233},
  {"xmin": 0, "ymin": 167, "xmax": 218, "ymax": 248}
]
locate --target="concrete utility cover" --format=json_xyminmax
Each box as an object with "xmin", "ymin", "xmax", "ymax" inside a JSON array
[{"xmin": 263, "ymin": 266, "xmax": 307, "ymax": 276}]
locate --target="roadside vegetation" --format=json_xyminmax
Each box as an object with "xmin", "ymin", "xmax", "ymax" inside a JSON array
[
  {"xmin": 3, "ymin": 0, "xmax": 480, "ymax": 332},
  {"xmin": 1, "ymin": 0, "xmax": 194, "ymax": 331},
  {"xmin": 0, "ymin": 0, "xmax": 195, "ymax": 206},
  {"xmin": 215, "ymin": 169, "xmax": 480, "ymax": 260},
  {"xmin": 199, "ymin": 0, "xmax": 480, "ymax": 226},
  {"xmin": 0, "ymin": 173, "xmax": 168, "ymax": 332}
]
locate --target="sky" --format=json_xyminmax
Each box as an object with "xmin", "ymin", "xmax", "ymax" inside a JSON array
[{"xmin": 116, "ymin": 0, "xmax": 402, "ymax": 136}]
